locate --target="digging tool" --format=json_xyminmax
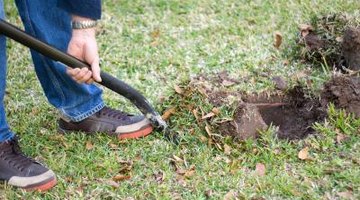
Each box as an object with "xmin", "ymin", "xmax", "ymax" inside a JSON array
[{"xmin": 0, "ymin": 19, "xmax": 177, "ymax": 143}]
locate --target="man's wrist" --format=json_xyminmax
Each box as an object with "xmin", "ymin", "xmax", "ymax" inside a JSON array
[{"xmin": 71, "ymin": 15, "xmax": 98, "ymax": 30}]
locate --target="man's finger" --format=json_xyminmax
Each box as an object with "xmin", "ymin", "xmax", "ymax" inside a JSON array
[
  {"xmin": 78, "ymin": 70, "xmax": 93, "ymax": 83},
  {"xmin": 91, "ymin": 58, "xmax": 102, "ymax": 82},
  {"xmin": 66, "ymin": 68, "xmax": 80, "ymax": 76},
  {"xmin": 74, "ymin": 68, "xmax": 90, "ymax": 81}
]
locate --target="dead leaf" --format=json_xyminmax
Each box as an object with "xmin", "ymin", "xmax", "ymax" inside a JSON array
[
  {"xmin": 205, "ymin": 189, "xmax": 214, "ymax": 198},
  {"xmin": 299, "ymin": 24, "xmax": 314, "ymax": 37},
  {"xmin": 176, "ymin": 168, "xmax": 186, "ymax": 175},
  {"xmin": 337, "ymin": 191, "xmax": 353, "ymax": 199},
  {"xmin": 174, "ymin": 85, "xmax": 183, "ymax": 94},
  {"xmin": 150, "ymin": 29, "xmax": 160, "ymax": 38},
  {"xmin": 274, "ymin": 31, "xmax": 283, "ymax": 49},
  {"xmin": 118, "ymin": 164, "xmax": 132, "ymax": 174},
  {"xmin": 153, "ymin": 171, "xmax": 164, "ymax": 184},
  {"xmin": 212, "ymin": 107, "xmax": 220, "ymax": 115},
  {"xmin": 298, "ymin": 147, "xmax": 309, "ymax": 160},
  {"xmin": 224, "ymin": 144, "xmax": 231, "ymax": 155},
  {"xmin": 162, "ymin": 107, "xmax": 176, "ymax": 120},
  {"xmin": 205, "ymin": 125, "xmax": 213, "ymax": 136},
  {"xmin": 255, "ymin": 163, "xmax": 266, "ymax": 176},
  {"xmin": 85, "ymin": 141, "xmax": 94, "ymax": 150},
  {"xmin": 184, "ymin": 165, "xmax": 196, "ymax": 178},
  {"xmin": 109, "ymin": 143, "xmax": 119, "ymax": 149},
  {"xmin": 336, "ymin": 133, "xmax": 347, "ymax": 144},
  {"xmin": 223, "ymin": 190, "xmax": 237, "ymax": 200},
  {"xmin": 112, "ymin": 174, "xmax": 131, "ymax": 182},
  {"xmin": 201, "ymin": 112, "xmax": 215, "ymax": 120},
  {"xmin": 192, "ymin": 109, "xmax": 200, "ymax": 122},
  {"xmin": 283, "ymin": 60, "xmax": 289, "ymax": 66},
  {"xmin": 105, "ymin": 180, "xmax": 120, "ymax": 188},
  {"xmin": 200, "ymin": 135, "xmax": 208, "ymax": 142},
  {"xmin": 172, "ymin": 155, "xmax": 183, "ymax": 162},
  {"xmin": 222, "ymin": 79, "xmax": 236, "ymax": 87}
]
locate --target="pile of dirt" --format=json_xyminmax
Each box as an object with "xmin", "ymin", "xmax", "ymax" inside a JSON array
[
  {"xmin": 321, "ymin": 75, "xmax": 360, "ymax": 117},
  {"xmin": 297, "ymin": 13, "xmax": 360, "ymax": 70}
]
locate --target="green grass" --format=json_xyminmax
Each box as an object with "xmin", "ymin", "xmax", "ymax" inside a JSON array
[{"xmin": 1, "ymin": 0, "xmax": 360, "ymax": 199}]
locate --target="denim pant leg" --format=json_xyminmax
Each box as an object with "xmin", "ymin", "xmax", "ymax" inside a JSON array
[
  {"xmin": 0, "ymin": 0, "xmax": 15, "ymax": 142},
  {"xmin": 15, "ymin": 0, "xmax": 105, "ymax": 122}
]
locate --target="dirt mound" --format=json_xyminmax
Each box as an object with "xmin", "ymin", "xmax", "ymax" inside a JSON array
[
  {"xmin": 218, "ymin": 87, "xmax": 327, "ymax": 140},
  {"xmin": 297, "ymin": 13, "xmax": 360, "ymax": 70},
  {"xmin": 342, "ymin": 27, "xmax": 360, "ymax": 70},
  {"xmin": 321, "ymin": 75, "xmax": 360, "ymax": 117}
]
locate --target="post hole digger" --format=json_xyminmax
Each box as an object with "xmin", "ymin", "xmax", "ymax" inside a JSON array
[{"xmin": 0, "ymin": 19, "xmax": 178, "ymax": 143}]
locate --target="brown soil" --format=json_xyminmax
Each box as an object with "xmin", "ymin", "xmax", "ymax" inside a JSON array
[
  {"xmin": 321, "ymin": 75, "xmax": 360, "ymax": 117},
  {"xmin": 342, "ymin": 27, "xmax": 360, "ymax": 70},
  {"xmin": 218, "ymin": 87, "xmax": 327, "ymax": 140}
]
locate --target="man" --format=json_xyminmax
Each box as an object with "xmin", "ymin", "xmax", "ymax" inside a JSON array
[{"xmin": 0, "ymin": 0, "xmax": 153, "ymax": 191}]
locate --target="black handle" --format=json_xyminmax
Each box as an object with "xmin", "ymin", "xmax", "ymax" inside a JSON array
[{"xmin": 0, "ymin": 19, "xmax": 167, "ymax": 130}]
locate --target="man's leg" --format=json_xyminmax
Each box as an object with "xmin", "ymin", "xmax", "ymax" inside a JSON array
[
  {"xmin": 15, "ymin": 0, "xmax": 153, "ymax": 139},
  {"xmin": 0, "ymin": 0, "xmax": 56, "ymax": 191},
  {"xmin": 15, "ymin": 0, "xmax": 104, "ymax": 122}
]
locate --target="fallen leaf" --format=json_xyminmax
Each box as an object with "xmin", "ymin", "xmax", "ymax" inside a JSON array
[
  {"xmin": 299, "ymin": 24, "xmax": 314, "ymax": 37},
  {"xmin": 184, "ymin": 165, "xmax": 196, "ymax": 178},
  {"xmin": 205, "ymin": 125, "xmax": 212, "ymax": 136},
  {"xmin": 153, "ymin": 171, "xmax": 164, "ymax": 184},
  {"xmin": 298, "ymin": 147, "xmax": 309, "ymax": 160},
  {"xmin": 283, "ymin": 60, "xmax": 289, "ymax": 66},
  {"xmin": 112, "ymin": 174, "xmax": 131, "ymax": 182},
  {"xmin": 85, "ymin": 141, "xmax": 94, "ymax": 150},
  {"xmin": 224, "ymin": 144, "xmax": 231, "ymax": 155},
  {"xmin": 118, "ymin": 164, "xmax": 132, "ymax": 174},
  {"xmin": 223, "ymin": 190, "xmax": 237, "ymax": 200},
  {"xmin": 176, "ymin": 168, "xmax": 186, "ymax": 175},
  {"xmin": 274, "ymin": 31, "xmax": 283, "ymax": 49},
  {"xmin": 105, "ymin": 180, "xmax": 120, "ymax": 188},
  {"xmin": 222, "ymin": 79, "xmax": 236, "ymax": 87},
  {"xmin": 201, "ymin": 112, "xmax": 215, "ymax": 120},
  {"xmin": 255, "ymin": 163, "xmax": 266, "ymax": 176},
  {"xmin": 162, "ymin": 107, "xmax": 176, "ymax": 120},
  {"xmin": 172, "ymin": 155, "xmax": 183, "ymax": 162},
  {"xmin": 337, "ymin": 191, "xmax": 353, "ymax": 199},
  {"xmin": 150, "ymin": 29, "xmax": 160, "ymax": 38},
  {"xmin": 109, "ymin": 143, "xmax": 119, "ymax": 149},
  {"xmin": 336, "ymin": 133, "xmax": 347, "ymax": 144},
  {"xmin": 199, "ymin": 135, "xmax": 208, "ymax": 142},
  {"xmin": 212, "ymin": 107, "xmax": 220, "ymax": 115},
  {"xmin": 174, "ymin": 85, "xmax": 183, "ymax": 94},
  {"xmin": 192, "ymin": 109, "xmax": 200, "ymax": 122},
  {"xmin": 205, "ymin": 189, "xmax": 214, "ymax": 198}
]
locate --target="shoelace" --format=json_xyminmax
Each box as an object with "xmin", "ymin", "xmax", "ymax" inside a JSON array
[
  {"xmin": 98, "ymin": 106, "xmax": 130, "ymax": 120},
  {"xmin": 0, "ymin": 138, "xmax": 35, "ymax": 172}
]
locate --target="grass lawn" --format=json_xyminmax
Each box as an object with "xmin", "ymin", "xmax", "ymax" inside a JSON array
[{"xmin": 1, "ymin": 0, "xmax": 360, "ymax": 199}]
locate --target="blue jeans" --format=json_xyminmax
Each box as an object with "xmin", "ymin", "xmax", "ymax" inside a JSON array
[{"xmin": 0, "ymin": 0, "xmax": 105, "ymax": 142}]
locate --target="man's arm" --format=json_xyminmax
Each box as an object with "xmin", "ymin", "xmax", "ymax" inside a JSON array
[{"xmin": 58, "ymin": 0, "xmax": 102, "ymax": 84}]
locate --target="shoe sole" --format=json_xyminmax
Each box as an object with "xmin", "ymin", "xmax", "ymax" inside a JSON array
[
  {"xmin": 58, "ymin": 125, "xmax": 154, "ymax": 140},
  {"xmin": 24, "ymin": 177, "xmax": 57, "ymax": 192},
  {"xmin": 117, "ymin": 125, "xmax": 153, "ymax": 140}
]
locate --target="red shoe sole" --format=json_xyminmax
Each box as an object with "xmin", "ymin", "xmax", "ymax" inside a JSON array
[
  {"xmin": 25, "ymin": 178, "xmax": 57, "ymax": 192},
  {"xmin": 117, "ymin": 125, "xmax": 153, "ymax": 139}
]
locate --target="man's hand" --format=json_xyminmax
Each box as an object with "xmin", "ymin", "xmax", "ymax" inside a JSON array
[{"xmin": 66, "ymin": 16, "xmax": 101, "ymax": 84}]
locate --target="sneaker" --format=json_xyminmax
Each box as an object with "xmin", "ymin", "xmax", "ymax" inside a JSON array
[
  {"xmin": 58, "ymin": 106, "xmax": 153, "ymax": 139},
  {"xmin": 0, "ymin": 137, "xmax": 56, "ymax": 191}
]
